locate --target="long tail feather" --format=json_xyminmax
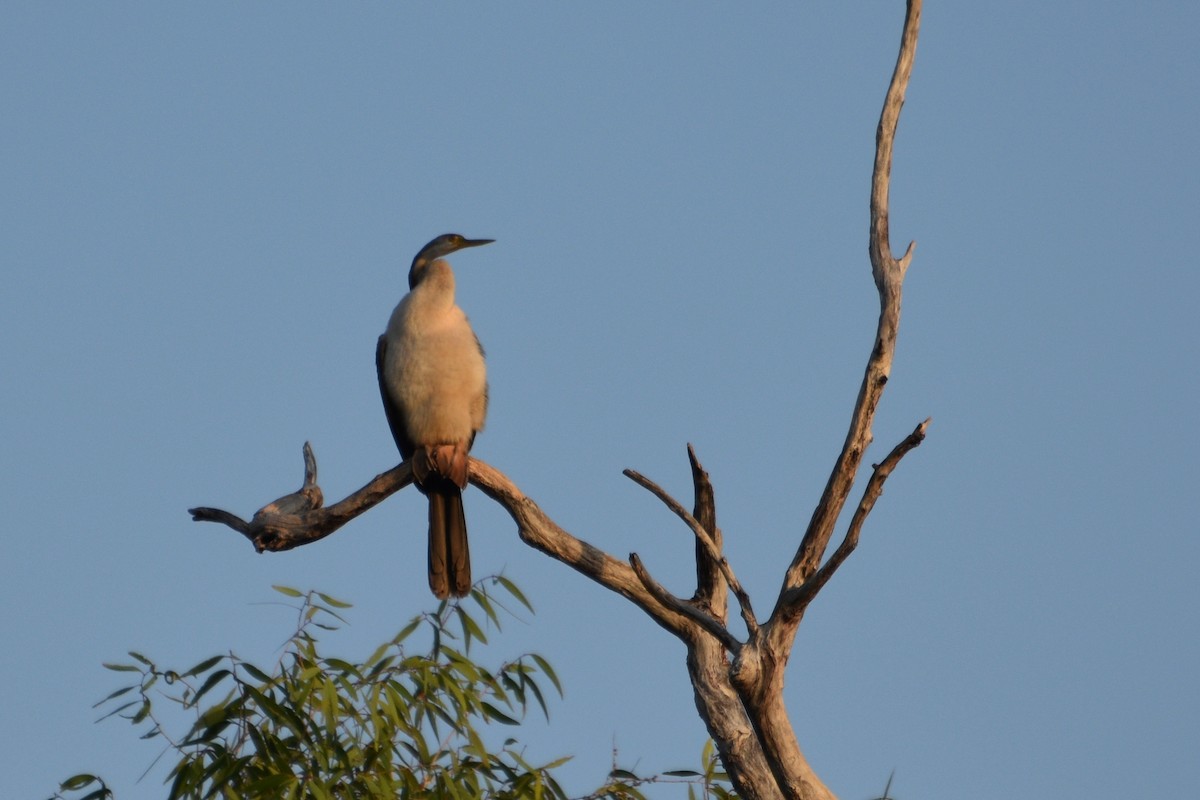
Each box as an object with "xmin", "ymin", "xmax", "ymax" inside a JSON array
[{"xmin": 427, "ymin": 486, "xmax": 470, "ymax": 599}]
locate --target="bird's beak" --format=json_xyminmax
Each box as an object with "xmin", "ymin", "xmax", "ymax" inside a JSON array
[{"xmin": 460, "ymin": 238, "xmax": 495, "ymax": 249}]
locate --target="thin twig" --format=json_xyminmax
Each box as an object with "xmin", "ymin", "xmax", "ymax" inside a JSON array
[
  {"xmin": 785, "ymin": 418, "xmax": 929, "ymax": 613},
  {"xmin": 188, "ymin": 507, "xmax": 252, "ymax": 536},
  {"xmin": 630, "ymin": 554, "xmax": 742, "ymax": 654},
  {"xmin": 624, "ymin": 468, "xmax": 758, "ymax": 636}
]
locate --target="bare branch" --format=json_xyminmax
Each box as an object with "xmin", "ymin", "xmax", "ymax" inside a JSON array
[
  {"xmin": 870, "ymin": 0, "xmax": 922, "ymax": 291},
  {"xmin": 624, "ymin": 468, "xmax": 759, "ymax": 637},
  {"xmin": 252, "ymin": 442, "xmax": 324, "ymax": 519},
  {"xmin": 783, "ymin": 418, "xmax": 930, "ymax": 613},
  {"xmin": 189, "ymin": 446, "xmax": 725, "ymax": 645},
  {"xmin": 187, "ymin": 507, "xmax": 251, "ymax": 535},
  {"xmin": 630, "ymin": 553, "xmax": 742, "ymax": 654},
  {"xmin": 688, "ymin": 444, "xmax": 726, "ymax": 618},
  {"xmin": 464, "ymin": 458, "xmax": 711, "ymax": 640},
  {"xmin": 190, "ymin": 455, "xmax": 412, "ymax": 553},
  {"xmin": 770, "ymin": 0, "xmax": 923, "ymax": 641}
]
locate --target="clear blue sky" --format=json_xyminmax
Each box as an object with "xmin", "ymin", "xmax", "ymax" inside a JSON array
[{"xmin": 3, "ymin": 3, "xmax": 1196, "ymax": 799}]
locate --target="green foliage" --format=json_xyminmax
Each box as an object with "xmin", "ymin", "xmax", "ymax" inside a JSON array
[{"xmin": 51, "ymin": 579, "xmax": 736, "ymax": 800}]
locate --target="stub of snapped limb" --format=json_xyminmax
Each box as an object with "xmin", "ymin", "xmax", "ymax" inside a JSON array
[
  {"xmin": 623, "ymin": 463, "xmax": 758, "ymax": 639},
  {"xmin": 189, "ymin": 442, "xmax": 412, "ymax": 553}
]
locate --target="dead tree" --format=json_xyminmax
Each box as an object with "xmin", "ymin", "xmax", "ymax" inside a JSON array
[{"xmin": 191, "ymin": 3, "xmax": 926, "ymax": 798}]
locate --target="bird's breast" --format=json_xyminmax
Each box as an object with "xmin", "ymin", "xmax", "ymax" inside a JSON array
[{"xmin": 384, "ymin": 300, "xmax": 487, "ymax": 445}]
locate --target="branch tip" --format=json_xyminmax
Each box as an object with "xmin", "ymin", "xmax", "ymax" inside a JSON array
[
  {"xmin": 625, "ymin": 465, "xmax": 758, "ymax": 635},
  {"xmin": 302, "ymin": 441, "xmax": 318, "ymax": 486}
]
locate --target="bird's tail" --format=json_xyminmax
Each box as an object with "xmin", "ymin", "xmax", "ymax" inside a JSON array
[{"xmin": 427, "ymin": 485, "xmax": 471, "ymax": 599}]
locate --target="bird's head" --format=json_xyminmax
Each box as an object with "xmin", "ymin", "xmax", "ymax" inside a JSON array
[{"xmin": 409, "ymin": 233, "xmax": 494, "ymax": 289}]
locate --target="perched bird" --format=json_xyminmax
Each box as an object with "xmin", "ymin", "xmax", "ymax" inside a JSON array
[{"xmin": 377, "ymin": 233, "xmax": 492, "ymax": 599}]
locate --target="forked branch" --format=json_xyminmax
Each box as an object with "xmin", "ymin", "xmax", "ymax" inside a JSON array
[
  {"xmin": 629, "ymin": 553, "xmax": 742, "ymax": 654},
  {"xmin": 624, "ymin": 467, "xmax": 758, "ymax": 637},
  {"xmin": 768, "ymin": 0, "xmax": 924, "ymax": 645},
  {"xmin": 784, "ymin": 417, "xmax": 930, "ymax": 613},
  {"xmin": 190, "ymin": 447, "xmax": 410, "ymax": 553}
]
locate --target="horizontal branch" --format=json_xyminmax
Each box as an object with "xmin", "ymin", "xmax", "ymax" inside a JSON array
[
  {"xmin": 189, "ymin": 457, "xmax": 411, "ymax": 552},
  {"xmin": 191, "ymin": 447, "xmax": 730, "ymax": 645}
]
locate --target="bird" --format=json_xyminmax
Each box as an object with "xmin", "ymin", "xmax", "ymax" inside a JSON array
[{"xmin": 377, "ymin": 233, "xmax": 493, "ymax": 599}]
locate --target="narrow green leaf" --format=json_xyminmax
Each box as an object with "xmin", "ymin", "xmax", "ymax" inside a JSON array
[
  {"xmin": 316, "ymin": 591, "xmax": 352, "ymax": 609},
  {"xmin": 499, "ymin": 670, "xmax": 521, "ymax": 701},
  {"xmin": 456, "ymin": 605, "xmax": 488, "ymax": 647},
  {"xmin": 480, "ymin": 702, "xmax": 520, "ymax": 726},
  {"xmin": 130, "ymin": 699, "xmax": 151, "ymax": 724},
  {"xmin": 431, "ymin": 624, "xmax": 442, "ymax": 656},
  {"xmin": 495, "ymin": 575, "xmax": 533, "ymax": 612},
  {"xmin": 297, "ymin": 664, "xmax": 324, "ymax": 683},
  {"xmin": 95, "ymin": 685, "xmax": 135, "ymax": 704},
  {"xmin": 166, "ymin": 755, "xmax": 195, "ymax": 799},
  {"xmin": 94, "ymin": 700, "xmax": 138, "ymax": 722},
  {"xmin": 545, "ymin": 772, "xmax": 568, "ymax": 800},
  {"xmin": 127, "ymin": 651, "xmax": 153, "ymax": 667},
  {"xmin": 664, "ymin": 770, "xmax": 701, "ymax": 777},
  {"xmin": 195, "ymin": 697, "xmax": 232, "ymax": 730},
  {"xmin": 240, "ymin": 662, "xmax": 272, "ymax": 683},
  {"xmin": 526, "ymin": 675, "xmax": 550, "ymax": 721},
  {"xmin": 244, "ymin": 773, "xmax": 296, "ymax": 794},
  {"xmin": 365, "ymin": 641, "xmax": 391, "ymax": 667},
  {"xmin": 190, "ymin": 668, "xmax": 232, "ymax": 706},
  {"xmin": 530, "ymin": 654, "xmax": 562, "ymax": 696},
  {"xmin": 320, "ymin": 677, "xmax": 340, "ymax": 734},
  {"xmin": 101, "ymin": 662, "xmax": 140, "ymax": 673},
  {"xmin": 272, "ymin": 585, "xmax": 303, "ymax": 597},
  {"xmin": 182, "ymin": 654, "xmax": 224, "ymax": 677},
  {"xmin": 541, "ymin": 755, "xmax": 572, "ymax": 771},
  {"xmin": 474, "ymin": 590, "xmax": 501, "ymax": 629},
  {"xmin": 465, "ymin": 725, "xmax": 489, "ymax": 762},
  {"xmin": 316, "ymin": 604, "xmax": 349, "ymax": 625},
  {"xmin": 60, "ymin": 774, "xmax": 99, "ymax": 790}
]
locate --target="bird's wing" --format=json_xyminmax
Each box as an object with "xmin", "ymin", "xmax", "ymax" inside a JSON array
[{"xmin": 376, "ymin": 334, "xmax": 416, "ymax": 460}]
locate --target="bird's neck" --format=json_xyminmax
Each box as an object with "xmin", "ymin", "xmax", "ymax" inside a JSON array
[{"xmin": 411, "ymin": 260, "xmax": 457, "ymax": 311}]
